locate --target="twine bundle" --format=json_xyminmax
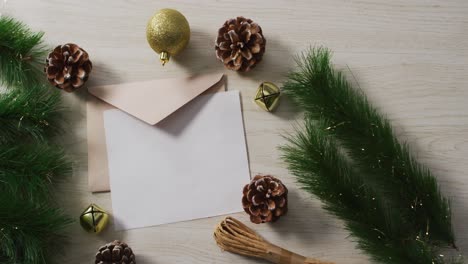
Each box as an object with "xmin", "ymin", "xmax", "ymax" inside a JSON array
[{"xmin": 214, "ymin": 217, "xmax": 335, "ymax": 264}]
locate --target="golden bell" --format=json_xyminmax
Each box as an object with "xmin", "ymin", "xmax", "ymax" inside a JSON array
[
  {"xmin": 146, "ymin": 8, "xmax": 190, "ymax": 65},
  {"xmin": 254, "ymin": 82, "xmax": 281, "ymax": 112},
  {"xmin": 79, "ymin": 203, "xmax": 109, "ymax": 234}
]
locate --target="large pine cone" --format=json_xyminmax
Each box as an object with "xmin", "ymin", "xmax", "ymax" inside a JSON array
[
  {"xmin": 95, "ymin": 240, "xmax": 135, "ymax": 264},
  {"xmin": 45, "ymin": 43, "xmax": 92, "ymax": 92},
  {"xmin": 215, "ymin": 17, "xmax": 266, "ymax": 72},
  {"xmin": 242, "ymin": 175, "xmax": 288, "ymax": 224}
]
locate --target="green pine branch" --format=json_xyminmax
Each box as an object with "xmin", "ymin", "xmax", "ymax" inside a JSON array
[
  {"xmin": 0, "ymin": 84, "xmax": 65, "ymax": 144},
  {"xmin": 0, "ymin": 143, "xmax": 72, "ymax": 203},
  {"xmin": 281, "ymin": 118, "xmax": 445, "ymax": 264},
  {"xmin": 282, "ymin": 47, "xmax": 454, "ymax": 245},
  {"xmin": 0, "ymin": 16, "xmax": 73, "ymax": 264},
  {"xmin": 0, "ymin": 193, "xmax": 72, "ymax": 264},
  {"xmin": 0, "ymin": 16, "xmax": 48, "ymax": 89}
]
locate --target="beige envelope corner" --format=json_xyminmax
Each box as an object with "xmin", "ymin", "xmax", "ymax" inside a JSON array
[{"xmin": 87, "ymin": 73, "xmax": 226, "ymax": 192}]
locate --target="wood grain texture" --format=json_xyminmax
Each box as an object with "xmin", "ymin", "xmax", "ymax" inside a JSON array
[{"xmin": 3, "ymin": 0, "xmax": 468, "ymax": 263}]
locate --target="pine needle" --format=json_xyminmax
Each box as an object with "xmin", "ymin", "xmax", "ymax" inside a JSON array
[
  {"xmin": 0, "ymin": 193, "xmax": 72, "ymax": 264},
  {"xmin": 0, "ymin": 84, "xmax": 64, "ymax": 144},
  {"xmin": 0, "ymin": 16, "xmax": 48, "ymax": 89},
  {"xmin": 0, "ymin": 16, "xmax": 72, "ymax": 264},
  {"xmin": 0, "ymin": 143, "xmax": 72, "ymax": 203},
  {"xmin": 281, "ymin": 47, "xmax": 457, "ymax": 263},
  {"xmin": 281, "ymin": 119, "xmax": 443, "ymax": 264}
]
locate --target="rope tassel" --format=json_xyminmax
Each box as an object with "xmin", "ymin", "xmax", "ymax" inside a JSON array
[{"xmin": 214, "ymin": 217, "xmax": 334, "ymax": 264}]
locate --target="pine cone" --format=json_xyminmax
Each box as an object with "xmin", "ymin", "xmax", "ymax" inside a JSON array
[
  {"xmin": 45, "ymin": 43, "xmax": 92, "ymax": 92},
  {"xmin": 95, "ymin": 240, "xmax": 135, "ymax": 264},
  {"xmin": 215, "ymin": 17, "xmax": 266, "ymax": 72},
  {"xmin": 242, "ymin": 175, "xmax": 288, "ymax": 224}
]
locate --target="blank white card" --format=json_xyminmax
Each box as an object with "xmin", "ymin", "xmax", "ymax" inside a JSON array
[{"xmin": 104, "ymin": 91, "xmax": 250, "ymax": 230}]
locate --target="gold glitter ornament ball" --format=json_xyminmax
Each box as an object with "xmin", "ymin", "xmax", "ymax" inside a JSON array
[{"xmin": 146, "ymin": 8, "xmax": 190, "ymax": 65}]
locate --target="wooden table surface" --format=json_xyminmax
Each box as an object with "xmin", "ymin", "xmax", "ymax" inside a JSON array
[{"xmin": 5, "ymin": 0, "xmax": 468, "ymax": 263}]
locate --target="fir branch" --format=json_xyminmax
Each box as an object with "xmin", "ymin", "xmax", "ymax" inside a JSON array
[
  {"xmin": 282, "ymin": 47, "xmax": 454, "ymax": 245},
  {"xmin": 281, "ymin": 118, "xmax": 447, "ymax": 264},
  {"xmin": 0, "ymin": 143, "xmax": 72, "ymax": 203},
  {"xmin": 0, "ymin": 192, "xmax": 72, "ymax": 264},
  {"xmin": 0, "ymin": 84, "xmax": 64, "ymax": 144},
  {"xmin": 0, "ymin": 16, "xmax": 48, "ymax": 89}
]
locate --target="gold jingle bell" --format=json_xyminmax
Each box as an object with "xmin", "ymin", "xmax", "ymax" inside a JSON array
[
  {"xmin": 146, "ymin": 8, "xmax": 190, "ymax": 66},
  {"xmin": 79, "ymin": 203, "xmax": 109, "ymax": 234},
  {"xmin": 254, "ymin": 82, "xmax": 281, "ymax": 112}
]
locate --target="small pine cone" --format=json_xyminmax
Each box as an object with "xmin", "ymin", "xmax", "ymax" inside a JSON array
[
  {"xmin": 242, "ymin": 175, "xmax": 288, "ymax": 224},
  {"xmin": 95, "ymin": 240, "xmax": 136, "ymax": 264},
  {"xmin": 215, "ymin": 16, "xmax": 266, "ymax": 72},
  {"xmin": 45, "ymin": 43, "xmax": 92, "ymax": 92}
]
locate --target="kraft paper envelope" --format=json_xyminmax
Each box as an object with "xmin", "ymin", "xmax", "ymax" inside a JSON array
[{"xmin": 87, "ymin": 73, "xmax": 226, "ymax": 192}]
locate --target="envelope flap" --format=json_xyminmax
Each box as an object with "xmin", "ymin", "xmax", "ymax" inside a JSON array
[{"xmin": 88, "ymin": 73, "xmax": 224, "ymax": 125}]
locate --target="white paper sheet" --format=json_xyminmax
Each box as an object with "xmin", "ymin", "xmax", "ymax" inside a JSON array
[{"xmin": 104, "ymin": 91, "xmax": 250, "ymax": 230}]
